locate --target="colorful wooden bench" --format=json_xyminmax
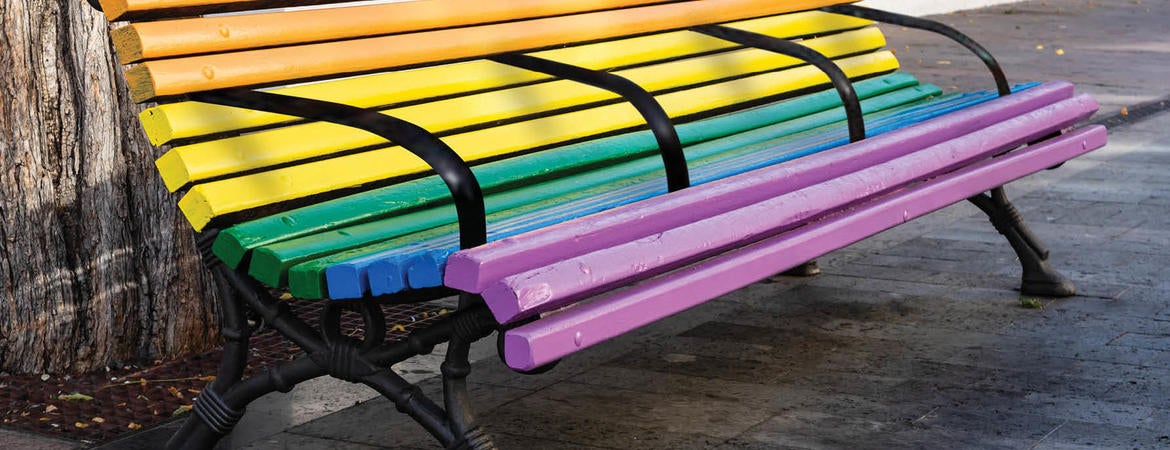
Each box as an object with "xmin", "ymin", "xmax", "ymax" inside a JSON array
[{"xmin": 88, "ymin": 0, "xmax": 1107, "ymax": 448}]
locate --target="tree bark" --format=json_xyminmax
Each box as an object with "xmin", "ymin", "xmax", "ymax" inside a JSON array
[{"xmin": 0, "ymin": 0, "xmax": 218, "ymax": 374}]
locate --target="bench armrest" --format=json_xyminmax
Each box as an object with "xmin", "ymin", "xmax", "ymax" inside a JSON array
[
  {"xmin": 192, "ymin": 89, "xmax": 488, "ymax": 249},
  {"xmin": 824, "ymin": 4, "xmax": 1011, "ymax": 96}
]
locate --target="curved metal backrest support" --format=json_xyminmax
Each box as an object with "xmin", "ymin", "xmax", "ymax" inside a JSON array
[
  {"xmin": 86, "ymin": 0, "xmax": 103, "ymax": 11},
  {"xmin": 489, "ymin": 53, "xmax": 690, "ymax": 192},
  {"xmin": 822, "ymin": 4, "xmax": 1011, "ymax": 97},
  {"xmin": 692, "ymin": 24, "xmax": 866, "ymax": 143},
  {"xmin": 191, "ymin": 89, "xmax": 488, "ymax": 249}
]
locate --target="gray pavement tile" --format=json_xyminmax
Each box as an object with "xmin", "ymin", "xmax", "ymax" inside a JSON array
[
  {"xmin": 971, "ymin": 391, "xmax": 1155, "ymax": 428},
  {"xmin": 489, "ymin": 432, "xmax": 611, "ymax": 450},
  {"xmin": 0, "ymin": 429, "xmax": 79, "ymax": 450},
  {"xmin": 1048, "ymin": 286, "xmax": 1170, "ymax": 317},
  {"xmin": 911, "ymin": 407, "xmax": 1069, "ymax": 443},
  {"xmin": 824, "ymin": 258, "xmax": 1021, "ymax": 292},
  {"xmin": 1118, "ymin": 227, "xmax": 1170, "ymax": 249},
  {"xmin": 719, "ymin": 411, "xmax": 916, "ymax": 450},
  {"xmin": 290, "ymin": 379, "xmax": 531, "ymax": 448},
  {"xmin": 505, "ymin": 381, "xmax": 770, "ymax": 440},
  {"xmin": 1031, "ymin": 420, "xmax": 1170, "ymax": 450},
  {"xmin": 1136, "ymin": 409, "xmax": 1170, "ymax": 435},
  {"xmin": 1109, "ymin": 332, "xmax": 1170, "ymax": 352},
  {"xmin": 726, "ymin": 409, "xmax": 1038, "ymax": 450},
  {"xmin": 479, "ymin": 382, "xmax": 738, "ymax": 450},
  {"xmin": 240, "ymin": 433, "xmax": 393, "ymax": 450}
]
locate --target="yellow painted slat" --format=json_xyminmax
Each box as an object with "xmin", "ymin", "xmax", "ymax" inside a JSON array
[
  {"xmin": 125, "ymin": 0, "xmax": 855, "ymax": 101},
  {"xmin": 139, "ymin": 11, "xmax": 873, "ymax": 145},
  {"xmin": 112, "ymin": 0, "xmax": 670, "ymax": 63},
  {"xmin": 156, "ymin": 28, "xmax": 887, "ymax": 192},
  {"xmin": 177, "ymin": 52, "xmax": 899, "ymax": 230}
]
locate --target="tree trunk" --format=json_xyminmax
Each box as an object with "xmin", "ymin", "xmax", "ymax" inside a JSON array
[{"xmin": 0, "ymin": 0, "xmax": 218, "ymax": 374}]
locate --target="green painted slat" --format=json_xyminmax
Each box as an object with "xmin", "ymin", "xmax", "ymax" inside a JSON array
[
  {"xmin": 213, "ymin": 73, "xmax": 921, "ymax": 270},
  {"xmin": 279, "ymin": 83, "xmax": 945, "ymax": 297}
]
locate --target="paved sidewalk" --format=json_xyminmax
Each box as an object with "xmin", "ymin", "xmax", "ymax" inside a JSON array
[{"xmin": 15, "ymin": 0, "xmax": 1168, "ymax": 449}]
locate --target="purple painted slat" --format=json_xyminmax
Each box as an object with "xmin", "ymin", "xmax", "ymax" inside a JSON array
[
  {"xmin": 444, "ymin": 81, "xmax": 1076, "ymax": 293},
  {"xmin": 482, "ymin": 95, "xmax": 1100, "ymax": 324},
  {"xmin": 501, "ymin": 125, "xmax": 1108, "ymax": 371}
]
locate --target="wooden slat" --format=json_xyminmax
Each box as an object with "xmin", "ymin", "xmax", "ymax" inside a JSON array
[
  {"xmin": 154, "ymin": 28, "xmax": 887, "ymax": 191},
  {"xmin": 173, "ymin": 52, "xmax": 898, "ymax": 231},
  {"xmin": 124, "ymin": 0, "xmax": 856, "ymax": 101},
  {"xmin": 138, "ymin": 11, "xmax": 873, "ymax": 145},
  {"xmin": 112, "ymin": 0, "xmax": 673, "ymax": 63}
]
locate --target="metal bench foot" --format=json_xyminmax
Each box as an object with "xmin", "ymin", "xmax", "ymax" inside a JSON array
[{"xmin": 970, "ymin": 188, "xmax": 1076, "ymax": 297}]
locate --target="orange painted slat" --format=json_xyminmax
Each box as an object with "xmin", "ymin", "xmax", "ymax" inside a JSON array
[
  {"xmin": 125, "ymin": 0, "xmax": 856, "ymax": 102},
  {"xmin": 112, "ymin": 0, "xmax": 674, "ymax": 64}
]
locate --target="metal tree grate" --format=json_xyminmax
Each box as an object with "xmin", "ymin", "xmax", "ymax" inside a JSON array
[{"xmin": 0, "ymin": 300, "xmax": 450, "ymax": 445}]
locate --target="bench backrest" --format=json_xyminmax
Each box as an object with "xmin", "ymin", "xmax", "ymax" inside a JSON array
[{"xmin": 95, "ymin": 0, "xmax": 896, "ymax": 232}]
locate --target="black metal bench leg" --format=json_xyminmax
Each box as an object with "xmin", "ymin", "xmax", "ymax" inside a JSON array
[
  {"xmin": 441, "ymin": 294, "xmax": 498, "ymax": 450},
  {"xmin": 969, "ymin": 187, "xmax": 1076, "ymax": 297},
  {"xmin": 167, "ymin": 236, "xmax": 255, "ymax": 449}
]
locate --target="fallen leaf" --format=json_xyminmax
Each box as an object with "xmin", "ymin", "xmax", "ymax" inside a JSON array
[
  {"xmin": 1020, "ymin": 297, "xmax": 1044, "ymax": 309},
  {"xmin": 1055, "ymin": 48, "xmax": 1065, "ymax": 56},
  {"xmin": 57, "ymin": 393, "xmax": 94, "ymax": 402},
  {"xmin": 168, "ymin": 386, "xmax": 184, "ymax": 399},
  {"xmin": 92, "ymin": 417, "xmax": 105, "ymax": 423},
  {"xmin": 74, "ymin": 422, "xmax": 89, "ymax": 429},
  {"xmin": 128, "ymin": 422, "xmax": 142, "ymax": 430},
  {"xmin": 1121, "ymin": 107, "xmax": 1130, "ymax": 116},
  {"xmin": 44, "ymin": 405, "xmax": 58, "ymax": 413},
  {"xmin": 1036, "ymin": 44, "xmax": 1045, "ymax": 50},
  {"xmin": 172, "ymin": 405, "xmax": 193, "ymax": 417}
]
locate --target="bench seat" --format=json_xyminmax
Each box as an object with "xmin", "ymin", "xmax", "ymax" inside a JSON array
[
  {"xmin": 448, "ymin": 84, "xmax": 1098, "ymax": 324},
  {"xmin": 501, "ymin": 124, "xmax": 1106, "ymax": 371}
]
